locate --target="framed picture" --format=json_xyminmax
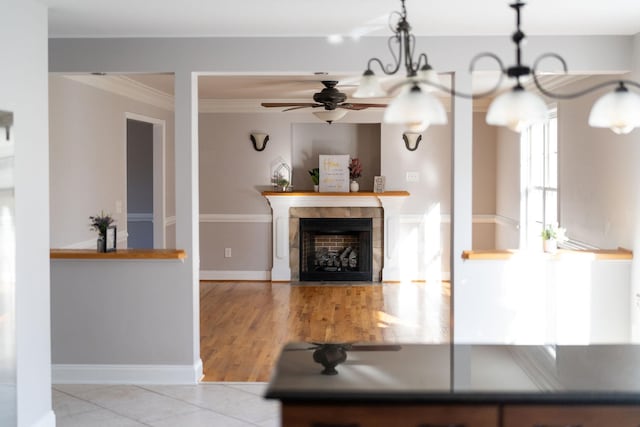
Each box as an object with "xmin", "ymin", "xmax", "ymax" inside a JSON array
[
  {"xmin": 374, "ymin": 176, "xmax": 386, "ymax": 193},
  {"xmin": 319, "ymin": 154, "xmax": 350, "ymax": 192},
  {"xmin": 105, "ymin": 225, "xmax": 117, "ymax": 252}
]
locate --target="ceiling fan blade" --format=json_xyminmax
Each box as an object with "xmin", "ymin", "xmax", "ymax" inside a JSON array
[
  {"xmin": 340, "ymin": 103, "xmax": 388, "ymax": 110},
  {"xmin": 284, "ymin": 104, "xmax": 324, "ymax": 112},
  {"xmin": 261, "ymin": 102, "xmax": 317, "ymax": 108}
]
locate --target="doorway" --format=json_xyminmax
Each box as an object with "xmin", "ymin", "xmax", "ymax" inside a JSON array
[{"xmin": 125, "ymin": 113, "xmax": 166, "ymax": 248}]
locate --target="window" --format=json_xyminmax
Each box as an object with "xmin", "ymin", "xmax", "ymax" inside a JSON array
[{"xmin": 521, "ymin": 108, "xmax": 558, "ymax": 249}]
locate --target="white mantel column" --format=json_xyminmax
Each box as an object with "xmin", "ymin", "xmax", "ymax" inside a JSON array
[
  {"xmin": 265, "ymin": 196, "xmax": 292, "ymax": 281},
  {"xmin": 378, "ymin": 195, "xmax": 407, "ymax": 281}
]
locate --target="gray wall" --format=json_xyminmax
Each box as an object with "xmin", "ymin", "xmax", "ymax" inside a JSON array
[
  {"xmin": 49, "ymin": 75, "xmax": 176, "ymax": 249},
  {"xmin": 292, "ymin": 123, "xmax": 381, "ymax": 192},
  {"xmin": 127, "ymin": 119, "xmax": 154, "ymax": 248},
  {"xmin": 472, "ymin": 112, "xmax": 498, "ymax": 250},
  {"xmin": 3, "ymin": 0, "xmax": 53, "ymax": 425},
  {"xmin": 197, "ymin": 110, "xmax": 451, "ymax": 277}
]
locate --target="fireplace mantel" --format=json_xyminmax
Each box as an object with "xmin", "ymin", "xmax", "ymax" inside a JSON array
[{"xmin": 263, "ymin": 191, "xmax": 409, "ymax": 281}]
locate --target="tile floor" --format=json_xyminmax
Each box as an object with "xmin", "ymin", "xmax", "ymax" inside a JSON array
[{"xmin": 53, "ymin": 383, "xmax": 280, "ymax": 427}]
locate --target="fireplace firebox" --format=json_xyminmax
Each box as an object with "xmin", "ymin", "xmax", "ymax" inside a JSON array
[{"xmin": 299, "ymin": 218, "xmax": 372, "ymax": 281}]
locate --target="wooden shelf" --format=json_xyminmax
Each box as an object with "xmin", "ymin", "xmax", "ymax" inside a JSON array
[
  {"xmin": 50, "ymin": 248, "xmax": 186, "ymax": 260},
  {"xmin": 261, "ymin": 191, "xmax": 410, "ymax": 197},
  {"xmin": 462, "ymin": 248, "xmax": 633, "ymax": 261}
]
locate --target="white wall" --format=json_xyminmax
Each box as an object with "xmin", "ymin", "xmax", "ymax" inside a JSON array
[
  {"xmin": 494, "ymin": 126, "xmax": 521, "ymax": 249},
  {"xmin": 49, "ymin": 75, "xmax": 175, "ymax": 249},
  {"xmin": 558, "ymin": 75, "xmax": 639, "ymax": 249},
  {"xmin": 2, "ymin": 1, "xmax": 54, "ymax": 426}
]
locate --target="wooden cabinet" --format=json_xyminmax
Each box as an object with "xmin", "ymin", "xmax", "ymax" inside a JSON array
[
  {"xmin": 282, "ymin": 404, "xmax": 500, "ymax": 427},
  {"xmin": 280, "ymin": 403, "xmax": 640, "ymax": 427},
  {"xmin": 502, "ymin": 405, "xmax": 640, "ymax": 427}
]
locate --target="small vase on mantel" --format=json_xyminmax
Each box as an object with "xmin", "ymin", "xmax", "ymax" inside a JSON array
[
  {"xmin": 543, "ymin": 238, "xmax": 557, "ymax": 254},
  {"xmin": 350, "ymin": 180, "xmax": 359, "ymax": 192},
  {"xmin": 97, "ymin": 234, "xmax": 107, "ymax": 253}
]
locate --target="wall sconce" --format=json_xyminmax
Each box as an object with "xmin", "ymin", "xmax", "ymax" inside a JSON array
[
  {"xmin": 402, "ymin": 132, "xmax": 422, "ymax": 151},
  {"xmin": 250, "ymin": 132, "xmax": 269, "ymax": 151}
]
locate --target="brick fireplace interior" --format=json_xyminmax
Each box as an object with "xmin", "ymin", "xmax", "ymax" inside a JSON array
[
  {"xmin": 289, "ymin": 207, "xmax": 383, "ymax": 282},
  {"xmin": 299, "ymin": 218, "xmax": 372, "ymax": 281}
]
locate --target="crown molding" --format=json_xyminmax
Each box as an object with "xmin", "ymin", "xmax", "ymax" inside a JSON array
[{"xmin": 64, "ymin": 75, "xmax": 174, "ymax": 111}]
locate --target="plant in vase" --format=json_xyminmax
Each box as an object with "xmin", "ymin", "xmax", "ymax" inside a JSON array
[
  {"xmin": 348, "ymin": 158, "xmax": 362, "ymax": 192},
  {"xmin": 89, "ymin": 211, "xmax": 115, "ymax": 252},
  {"xmin": 541, "ymin": 222, "xmax": 567, "ymax": 253},
  {"xmin": 276, "ymin": 177, "xmax": 289, "ymax": 192},
  {"xmin": 308, "ymin": 168, "xmax": 320, "ymax": 192}
]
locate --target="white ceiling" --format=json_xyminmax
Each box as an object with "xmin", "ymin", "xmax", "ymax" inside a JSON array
[{"xmin": 43, "ymin": 0, "xmax": 640, "ymax": 38}]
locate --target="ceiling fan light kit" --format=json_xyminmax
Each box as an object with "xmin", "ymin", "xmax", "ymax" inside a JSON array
[
  {"xmin": 355, "ymin": 0, "xmax": 640, "ymax": 135},
  {"xmin": 313, "ymin": 109, "xmax": 349, "ymax": 124}
]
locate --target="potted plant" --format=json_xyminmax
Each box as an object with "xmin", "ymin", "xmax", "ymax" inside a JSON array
[
  {"xmin": 308, "ymin": 168, "xmax": 320, "ymax": 192},
  {"xmin": 89, "ymin": 211, "xmax": 115, "ymax": 252},
  {"xmin": 276, "ymin": 177, "xmax": 289, "ymax": 192},
  {"xmin": 348, "ymin": 158, "xmax": 362, "ymax": 192},
  {"xmin": 541, "ymin": 222, "xmax": 567, "ymax": 253}
]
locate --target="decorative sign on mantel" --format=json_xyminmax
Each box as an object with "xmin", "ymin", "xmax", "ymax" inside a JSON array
[{"xmin": 319, "ymin": 154, "xmax": 349, "ymax": 192}]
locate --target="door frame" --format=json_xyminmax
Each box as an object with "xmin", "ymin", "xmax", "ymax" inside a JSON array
[{"xmin": 124, "ymin": 112, "xmax": 166, "ymax": 248}]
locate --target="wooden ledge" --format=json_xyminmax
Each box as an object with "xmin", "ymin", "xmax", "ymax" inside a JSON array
[
  {"xmin": 50, "ymin": 248, "xmax": 187, "ymax": 260},
  {"xmin": 261, "ymin": 191, "xmax": 410, "ymax": 197},
  {"xmin": 462, "ymin": 248, "xmax": 632, "ymax": 261}
]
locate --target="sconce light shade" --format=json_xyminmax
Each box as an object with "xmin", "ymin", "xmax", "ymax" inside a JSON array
[
  {"xmin": 250, "ymin": 132, "xmax": 269, "ymax": 151},
  {"xmin": 403, "ymin": 132, "xmax": 423, "ymax": 151},
  {"xmin": 313, "ymin": 109, "xmax": 348, "ymax": 124},
  {"xmin": 384, "ymin": 84, "xmax": 447, "ymax": 128},
  {"xmin": 486, "ymin": 86, "xmax": 548, "ymax": 132},
  {"xmin": 588, "ymin": 84, "xmax": 640, "ymax": 134}
]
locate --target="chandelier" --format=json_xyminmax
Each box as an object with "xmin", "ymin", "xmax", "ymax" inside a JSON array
[{"xmin": 353, "ymin": 0, "xmax": 640, "ymax": 135}]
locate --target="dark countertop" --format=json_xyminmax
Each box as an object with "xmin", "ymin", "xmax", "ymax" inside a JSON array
[{"xmin": 265, "ymin": 343, "xmax": 640, "ymax": 404}]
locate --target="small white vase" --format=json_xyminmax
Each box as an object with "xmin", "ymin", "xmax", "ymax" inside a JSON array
[
  {"xmin": 350, "ymin": 180, "xmax": 359, "ymax": 192},
  {"xmin": 543, "ymin": 238, "xmax": 557, "ymax": 254},
  {"xmin": 313, "ymin": 184, "xmax": 319, "ymax": 192}
]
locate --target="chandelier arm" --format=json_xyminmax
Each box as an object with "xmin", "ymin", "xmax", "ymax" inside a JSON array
[
  {"xmin": 388, "ymin": 11, "xmax": 403, "ymax": 33},
  {"xmin": 382, "ymin": 35, "xmax": 403, "ymax": 75},
  {"xmin": 367, "ymin": 56, "xmax": 401, "ymax": 77},
  {"xmin": 406, "ymin": 34, "xmax": 417, "ymax": 75},
  {"xmin": 415, "ymin": 53, "xmax": 429, "ymax": 70}
]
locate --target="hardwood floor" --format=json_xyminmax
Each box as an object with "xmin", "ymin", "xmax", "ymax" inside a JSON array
[{"xmin": 199, "ymin": 281, "xmax": 451, "ymax": 382}]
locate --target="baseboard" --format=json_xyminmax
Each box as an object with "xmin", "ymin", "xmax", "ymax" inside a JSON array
[
  {"xmin": 32, "ymin": 410, "xmax": 56, "ymax": 427},
  {"xmin": 200, "ymin": 270, "xmax": 271, "ymax": 281},
  {"xmin": 199, "ymin": 270, "xmax": 449, "ymax": 282},
  {"xmin": 52, "ymin": 359, "xmax": 203, "ymax": 385}
]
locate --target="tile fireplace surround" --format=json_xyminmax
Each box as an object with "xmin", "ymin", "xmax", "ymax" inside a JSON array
[{"xmin": 262, "ymin": 191, "xmax": 409, "ymax": 281}]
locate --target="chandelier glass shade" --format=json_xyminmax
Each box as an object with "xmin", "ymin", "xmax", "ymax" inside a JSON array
[
  {"xmin": 384, "ymin": 84, "xmax": 447, "ymax": 130},
  {"xmin": 355, "ymin": 0, "xmax": 640, "ymax": 135},
  {"xmin": 486, "ymin": 85, "xmax": 548, "ymax": 132},
  {"xmin": 588, "ymin": 83, "xmax": 640, "ymax": 135}
]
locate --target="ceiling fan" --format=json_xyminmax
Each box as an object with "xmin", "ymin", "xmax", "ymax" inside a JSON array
[{"xmin": 261, "ymin": 80, "xmax": 387, "ymax": 123}]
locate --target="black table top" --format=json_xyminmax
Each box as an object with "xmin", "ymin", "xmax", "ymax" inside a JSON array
[{"xmin": 265, "ymin": 343, "xmax": 640, "ymax": 404}]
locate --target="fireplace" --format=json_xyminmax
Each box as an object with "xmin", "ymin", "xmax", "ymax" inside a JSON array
[
  {"xmin": 262, "ymin": 192, "xmax": 409, "ymax": 281},
  {"xmin": 299, "ymin": 218, "xmax": 372, "ymax": 281}
]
